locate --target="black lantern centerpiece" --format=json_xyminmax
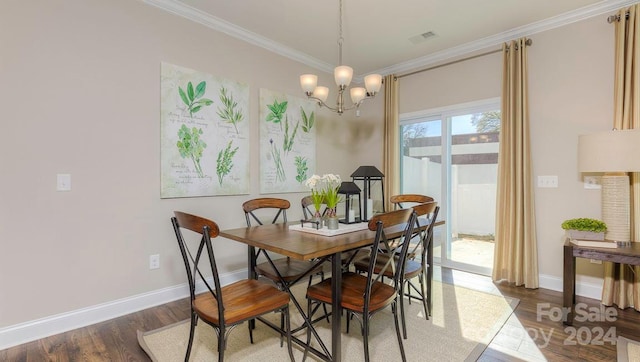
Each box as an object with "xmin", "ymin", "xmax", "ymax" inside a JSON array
[
  {"xmin": 351, "ymin": 166, "xmax": 385, "ymax": 221},
  {"xmin": 337, "ymin": 181, "xmax": 361, "ymax": 224}
]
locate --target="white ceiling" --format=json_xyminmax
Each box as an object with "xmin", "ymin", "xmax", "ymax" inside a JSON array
[{"xmin": 146, "ymin": 0, "xmax": 635, "ymax": 76}]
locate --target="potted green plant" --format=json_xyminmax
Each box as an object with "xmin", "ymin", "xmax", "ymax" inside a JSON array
[
  {"xmin": 561, "ymin": 218, "xmax": 607, "ymax": 241},
  {"xmin": 322, "ymin": 174, "xmax": 343, "ymax": 230}
]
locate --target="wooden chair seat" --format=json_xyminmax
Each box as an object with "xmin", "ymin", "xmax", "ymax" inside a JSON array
[
  {"xmin": 255, "ymin": 258, "xmax": 324, "ymax": 283},
  {"xmin": 307, "ymin": 272, "xmax": 396, "ymax": 313},
  {"xmin": 354, "ymin": 254, "xmax": 423, "ymax": 279},
  {"xmin": 403, "ymin": 259, "xmax": 422, "ymax": 279},
  {"xmin": 194, "ymin": 279, "xmax": 290, "ymax": 326}
]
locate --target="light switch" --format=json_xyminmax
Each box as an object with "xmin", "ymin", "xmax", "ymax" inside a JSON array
[{"xmin": 57, "ymin": 174, "xmax": 71, "ymax": 191}]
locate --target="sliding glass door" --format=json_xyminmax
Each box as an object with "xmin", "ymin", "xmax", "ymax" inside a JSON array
[{"xmin": 400, "ymin": 99, "xmax": 500, "ymax": 275}]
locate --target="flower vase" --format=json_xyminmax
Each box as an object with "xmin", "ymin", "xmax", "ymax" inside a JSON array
[
  {"xmin": 325, "ymin": 216, "xmax": 339, "ymax": 230},
  {"xmin": 311, "ymin": 211, "xmax": 323, "ymax": 229},
  {"xmin": 325, "ymin": 208, "xmax": 339, "ymax": 230}
]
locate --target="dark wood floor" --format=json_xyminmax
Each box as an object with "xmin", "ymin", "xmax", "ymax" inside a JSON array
[
  {"xmin": 2, "ymin": 268, "xmax": 639, "ymax": 361},
  {"xmin": 440, "ymin": 269, "xmax": 640, "ymax": 361}
]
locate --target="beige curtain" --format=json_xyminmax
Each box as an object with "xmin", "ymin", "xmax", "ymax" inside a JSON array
[
  {"xmin": 383, "ymin": 74, "xmax": 400, "ymax": 209},
  {"xmin": 492, "ymin": 38, "xmax": 539, "ymax": 288},
  {"xmin": 602, "ymin": 4, "xmax": 640, "ymax": 310}
]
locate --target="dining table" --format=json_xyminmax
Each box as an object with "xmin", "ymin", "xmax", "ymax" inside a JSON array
[
  {"xmin": 220, "ymin": 222, "xmax": 375, "ymax": 361},
  {"xmin": 219, "ymin": 219, "xmax": 442, "ymax": 362}
]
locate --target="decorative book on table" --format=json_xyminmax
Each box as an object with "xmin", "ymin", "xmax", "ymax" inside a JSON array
[{"xmin": 569, "ymin": 239, "xmax": 618, "ymax": 248}]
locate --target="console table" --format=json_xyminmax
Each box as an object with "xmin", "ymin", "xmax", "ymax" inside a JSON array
[{"xmin": 563, "ymin": 240, "xmax": 640, "ymax": 325}]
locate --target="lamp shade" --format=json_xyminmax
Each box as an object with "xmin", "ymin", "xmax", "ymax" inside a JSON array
[
  {"xmin": 334, "ymin": 65, "xmax": 353, "ymax": 87},
  {"xmin": 350, "ymin": 87, "xmax": 366, "ymax": 104},
  {"xmin": 364, "ymin": 74, "xmax": 382, "ymax": 94},
  {"xmin": 313, "ymin": 86, "xmax": 329, "ymax": 103},
  {"xmin": 300, "ymin": 74, "xmax": 318, "ymax": 93},
  {"xmin": 578, "ymin": 129, "xmax": 640, "ymax": 172}
]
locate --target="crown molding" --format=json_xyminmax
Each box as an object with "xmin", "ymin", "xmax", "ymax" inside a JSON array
[
  {"xmin": 381, "ymin": 0, "xmax": 638, "ymax": 76},
  {"xmin": 144, "ymin": 0, "xmax": 636, "ymax": 77},
  {"xmin": 142, "ymin": 0, "xmax": 333, "ymax": 73}
]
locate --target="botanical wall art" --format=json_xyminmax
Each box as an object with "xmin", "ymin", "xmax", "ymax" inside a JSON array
[
  {"xmin": 259, "ymin": 88, "xmax": 317, "ymax": 193},
  {"xmin": 161, "ymin": 62, "xmax": 250, "ymax": 198}
]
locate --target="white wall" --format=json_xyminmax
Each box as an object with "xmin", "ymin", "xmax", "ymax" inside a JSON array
[
  {"xmin": 399, "ymin": 15, "xmax": 614, "ymax": 285},
  {"xmin": 0, "ymin": 0, "xmax": 383, "ymax": 334}
]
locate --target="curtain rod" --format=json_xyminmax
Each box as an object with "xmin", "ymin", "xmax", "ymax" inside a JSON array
[
  {"xmin": 397, "ymin": 39, "xmax": 533, "ymax": 79},
  {"xmin": 608, "ymin": 11, "xmax": 629, "ymax": 23}
]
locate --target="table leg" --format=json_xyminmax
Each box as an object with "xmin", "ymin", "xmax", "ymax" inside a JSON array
[
  {"xmin": 427, "ymin": 234, "xmax": 433, "ymax": 315},
  {"xmin": 254, "ymin": 251, "xmax": 331, "ymax": 360},
  {"xmin": 248, "ymin": 246, "xmax": 257, "ymax": 279},
  {"xmin": 331, "ymin": 251, "xmax": 342, "ymax": 362},
  {"xmin": 563, "ymin": 243, "xmax": 576, "ymax": 326},
  {"xmin": 248, "ymin": 246, "xmax": 257, "ymax": 330}
]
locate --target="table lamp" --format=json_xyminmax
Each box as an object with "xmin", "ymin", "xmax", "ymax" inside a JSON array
[{"xmin": 578, "ymin": 129, "xmax": 640, "ymax": 243}]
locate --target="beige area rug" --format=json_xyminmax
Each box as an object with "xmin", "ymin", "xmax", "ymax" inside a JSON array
[{"xmin": 138, "ymin": 281, "xmax": 519, "ymax": 361}]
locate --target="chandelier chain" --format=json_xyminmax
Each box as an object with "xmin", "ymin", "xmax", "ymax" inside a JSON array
[{"xmin": 338, "ymin": 0, "xmax": 343, "ymax": 66}]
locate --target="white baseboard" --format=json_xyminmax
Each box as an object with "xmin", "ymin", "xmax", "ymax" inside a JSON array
[
  {"xmin": 0, "ymin": 270, "xmax": 603, "ymax": 351},
  {"xmin": 0, "ymin": 269, "xmax": 246, "ymax": 351},
  {"xmin": 538, "ymin": 273, "xmax": 603, "ymax": 300}
]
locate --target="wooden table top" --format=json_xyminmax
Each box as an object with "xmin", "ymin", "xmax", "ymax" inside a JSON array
[
  {"xmin": 566, "ymin": 239, "xmax": 640, "ymax": 263},
  {"xmin": 220, "ymin": 219, "xmax": 446, "ymax": 261},
  {"xmin": 220, "ymin": 222, "xmax": 383, "ymax": 260}
]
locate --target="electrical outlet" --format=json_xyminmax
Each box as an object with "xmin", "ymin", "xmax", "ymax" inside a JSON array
[
  {"xmin": 537, "ymin": 175, "xmax": 558, "ymax": 188},
  {"xmin": 584, "ymin": 176, "xmax": 602, "ymax": 189},
  {"xmin": 149, "ymin": 254, "xmax": 160, "ymax": 269}
]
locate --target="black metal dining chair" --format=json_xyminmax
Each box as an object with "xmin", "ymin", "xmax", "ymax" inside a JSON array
[
  {"xmin": 243, "ymin": 198, "xmax": 326, "ymax": 287},
  {"xmin": 353, "ymin": 202, "xmax": 439, "ymax": 339},
  {"xmin": 243, "ymin": 197, "xmax": 329, "ymax": 337},
  {"xmin": 304, "ymin": 208, "xmax": 417, "ymax": 362},
  {"xmin": 172, "ymin": 211, "xmax": 294, "ymax": 362}
]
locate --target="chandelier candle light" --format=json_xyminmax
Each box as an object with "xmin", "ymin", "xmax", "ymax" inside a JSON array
[{"xmin": 299, "ymin": 0, "xmax": 382, "ymax": 115}]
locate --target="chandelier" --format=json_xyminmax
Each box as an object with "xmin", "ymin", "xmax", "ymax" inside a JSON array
[{"xmin": 299, "ymin": 0, "xmax": 382, "ymax": 115}]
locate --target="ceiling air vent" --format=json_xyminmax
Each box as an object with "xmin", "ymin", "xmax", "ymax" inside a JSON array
[{"xmin": 409, "ymin": 31, "xmax": 437, "ymax": 45}]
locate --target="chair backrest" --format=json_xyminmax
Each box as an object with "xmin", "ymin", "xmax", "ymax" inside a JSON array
[
  {"xmin": 410, "ymin": 202, "xmax": 440, "ymax": 261},
  {"xmin": 364, "ymin": 208, "xmax": 417, "ymax": 305},
  {"xmin": 243, "ymin": 198, "xmax": 290, "ymax": 226},
  {"xmin": 390, "ymin": 194, "xmax": 434, "ymax": 210},
  {"xmin": 172, "ymin": 211, "xmax": 224, "ymax": 324},
  {"xmin": 301, "ymin": 195, "xmax": 327, "ymax": 219}
]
